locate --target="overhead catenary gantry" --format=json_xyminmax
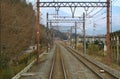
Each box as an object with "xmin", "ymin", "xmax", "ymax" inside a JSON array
[
  {"xmin": 47, "ymin": 14, "xmax": 83, "ymax": 23},
  {"xmin": 48, "ymin": 19, "xmax": 83, "ymax": 23},
  {"xmin": 46, "ymin": 13, "xmax": 83, "ymax": 29},
  {"xmin": 36, "ymin": 0, "xmax": 111, "ymax": 65},
  {"xmin": 39, "ymin": 2, "xmax": 107, "ymax": 7},
  {"xmin": 39, "ymin": 1, "xmax": 107, "ymax": 18},
  {"xmin": 46, "ymin": 12, "xmax": 83, "ymax": 49}
]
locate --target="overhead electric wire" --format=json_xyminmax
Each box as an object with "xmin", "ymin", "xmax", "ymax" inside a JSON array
[
  {"xmin": 92, "ymin": 0, "xmax": 118, "ymax": 21},
  {"xmin": 86, "ymin": 0, "xmax": 102, "ymax": 17},
  {"xmin": 86, "ymin": 7, "xmax": 97, "ymax": 17},
  {"xmin": 90, "ymin": 7, "xmax": 105, "ymax": 18},
  {"xmin": 112, "ymin": 0, "xmax": 119, "ymax": 5}
]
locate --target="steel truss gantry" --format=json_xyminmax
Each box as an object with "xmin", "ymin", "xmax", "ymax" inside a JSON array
[
  {"xmin": 48, "ymin": 15, "xmax": 82, "ymax": 23},
  {"xmin": 48, "ymin": 19, "xmax": 82, "ymax": 23},
  {"xmin": 39, "ymin": 2, "xmax": 107, "ymax": 7}
]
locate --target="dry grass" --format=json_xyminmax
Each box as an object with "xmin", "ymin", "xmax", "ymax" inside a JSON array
[{"xmin": 87, "ymin": 53, "xmax": 120, "ymax": 71}]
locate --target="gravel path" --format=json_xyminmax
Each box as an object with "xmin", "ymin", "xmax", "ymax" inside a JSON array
[
  {"xmin": 59, "ymin": 44, "xmax": 100, "ymax": 79},
  {"xmin": 19, "ymin": 45, "xmax": 56, "ymax": 79}
]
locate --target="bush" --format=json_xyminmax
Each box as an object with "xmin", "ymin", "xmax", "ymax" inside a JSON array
[
  {"xmin": 18, "ymin": 52, "xmax": 35, "ymax": 65},
  {"xmin": 77, "ymin": 43, "xmax": 83, "ymax": 51},
  {"xmin": 87, "ymin": 44, "xmax": 99, "ymax": 55},
  {"xmin": 94, "ymin": 40, "xmax": 104, "ymax": 50},
  {"xmin": 1, "ymin": 68, "xmax": 13, "ymax": 79},
  {"xmin": 0, "ymin": 52, "xmax": 10, "ymax": 69}
]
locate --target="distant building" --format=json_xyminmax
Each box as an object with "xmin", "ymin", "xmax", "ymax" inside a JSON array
[
  {"xmin": 79, "ymin": 35, "xmax": 106, "ymax": 44},
  {"xmin": 111, "ymin": 30, "xmax": 120, "ymax": 65}
]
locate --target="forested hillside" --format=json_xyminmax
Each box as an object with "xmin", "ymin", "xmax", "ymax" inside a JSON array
[
  {"xmin": 0, "ymin": 0, "xmax": 36, "ymax": 70},
  {"xmin": 0, "ymin": 0, "xmax": 37, "ymax": 78}
]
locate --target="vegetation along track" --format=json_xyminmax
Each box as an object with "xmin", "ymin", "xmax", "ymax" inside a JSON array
[
  {"xmin": 48, "ymin": 45, "xmax": 69, "ymax": 79},
  {"xmin": 63, "ymin": 45, "xmax": 119, "ymax": 79}
]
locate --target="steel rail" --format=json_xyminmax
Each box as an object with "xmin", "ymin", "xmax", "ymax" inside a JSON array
[
  {"xmin": 63, "ymin": 45, "xmax": 118, "ymax": 79},
  {"xmin": 60, "ymin": 50, "xmax": 68, "ymax": 79},
  {"xmin": 65, "ymin": 47, "xmax": 104, "ymax": 79},
  {"xmin": 48, "ymin": 50, "xmax": 56, "ymax": 79},
  {"xmin": 48, "ymin": 46, "xmax": 69, "ymax": 79}
]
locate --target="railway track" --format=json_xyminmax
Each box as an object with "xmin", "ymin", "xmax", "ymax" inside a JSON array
[
  {"xmin": 48, "ymin": 45, "xmax": 69, "ymax": 79},
  {"xmin": 64, "ymin": 45, "xmax": 119, "ymax": 79}
]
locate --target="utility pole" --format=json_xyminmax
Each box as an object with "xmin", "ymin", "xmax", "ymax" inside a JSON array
[
  {"xmin": 83, "ymin": 12, "xmax": 86, "ymax": 54},
  {"xmin": 36, "ymin": 0, "xmax": 40, "ymax": 64},
  {"xmin": 46, "ymin": 13, "xmax": 49, "ymax": 53},
  {"xmin": 93, "ymin": 23, "xmax": 96, "ymax": 43},
  {"xmin": 110, "ymin": 0, "xmax": 112, "ymax": 33},
  {"xmin": 75, "ymin": 22, "xmax": 77, "ymax": 49},
  {"xmin": 106, "ymin": 0, "xmax": 111, "ymax": 65},
  {"xmin": 68, "ymin": 30, "xmax": 71, "ymax": 46},
  {"xmin": 50, "ymin": 21, "xmax": 54, "ymax": 47},
  {"xmin": 70, "ymin": 27, "xmax": 72, "ymax": 47}
]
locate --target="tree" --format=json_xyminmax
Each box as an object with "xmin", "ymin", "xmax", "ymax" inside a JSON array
[
  {"xmin": 87, "ymin": 44, "xmax": 99, "ymax": 55},
  {"xmin": 1, "ymin": 0, "xmax": 36, "ymax": 64},
  {"xmin": 0, "ymin": 52, "xmax": 10, "ymax": 69}
]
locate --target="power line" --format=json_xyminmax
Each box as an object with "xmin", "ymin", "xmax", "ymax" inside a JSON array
[
  {"xmin": 90, "ymin": 7, "xmax": 105, "ymax": 17},
  {"xmin": 112, "ymin": 0, "xmax": 119, "ymax": 4},
  {"xmin": 87, "ymin": 7, "xmax": 97, "ymax": 17}
]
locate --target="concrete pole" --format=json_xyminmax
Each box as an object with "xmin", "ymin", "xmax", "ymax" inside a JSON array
[
  {"xmin": 106, "ymin": 0, "xmax": 111, "ymax": 65},
  {"xmin": 36, "ymin": 0, "xmax": 40, "ymax": 64},
  {"xmin": 75, "ymin": 22, "xmax": 77, "ymax": 49},
  {"xmin": 70, "ymin": 27, "xmax": 72, "ymax": 47},
  {"xmin": 83, "ymin": 12, "xmax": 86, "ymax": 54},
  {"xmin": 50, "ymin": 22, "xmax": 54, "ymax": 46},
  {"xmin": 46, "ymin": 13, "xmax": 49, "ymax": 53}
]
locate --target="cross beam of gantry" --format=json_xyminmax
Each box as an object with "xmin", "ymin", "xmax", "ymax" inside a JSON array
[
  {"xmin": 47, "ymin": 15, "xmax": 83, "ymax": 23},
  {"xmin": 48, "ymin": 19, "xmax": 82, "ymax": 23},
  {"xmin": 39, "ymin": 2, "xmax": 107, "ymax": 7}
]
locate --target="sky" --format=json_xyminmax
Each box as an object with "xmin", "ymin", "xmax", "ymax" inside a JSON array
[{"xmin": 27, "ymin": 0, "xmax": 120, "ymax": 35}]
